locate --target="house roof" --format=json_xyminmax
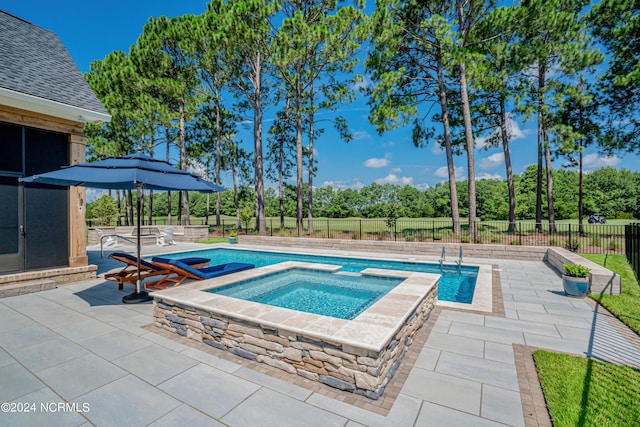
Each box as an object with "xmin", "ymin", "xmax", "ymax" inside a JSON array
[{"xmin": 0, "ymin": 11, "xmax": 110, "ymax": 123}]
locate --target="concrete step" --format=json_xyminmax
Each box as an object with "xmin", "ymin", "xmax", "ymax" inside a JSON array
[{"xmin": 0, "ymin": 279, "xmax": 57, "ymax": 298}]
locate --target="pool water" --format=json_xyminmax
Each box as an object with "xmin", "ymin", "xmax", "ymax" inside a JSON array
[
  {"xmin": 208, "ymin": 268, "xmax": 403, "ymax": 320},
  {"xmin": 157, "ymin": 248, "xmax": 478, "ymax": 303}
]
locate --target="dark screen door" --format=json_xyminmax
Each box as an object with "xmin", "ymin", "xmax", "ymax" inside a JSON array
[
  {"xmin": 0, "ymin": 123, "xmax": 23, "ymax": 273},
  {"xmin": 0, "ymin": 122, "xmax": 69, "ymax": 273}
]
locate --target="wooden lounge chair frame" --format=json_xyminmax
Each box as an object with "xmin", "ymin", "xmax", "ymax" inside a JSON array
[{"xmin": 104, "ymin": 252, "xmax": 208, "ymax": 290}]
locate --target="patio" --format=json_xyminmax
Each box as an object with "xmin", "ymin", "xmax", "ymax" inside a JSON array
[{"xmin": 1, "ymin": 242, "xmax": 639, "ymax": 426}]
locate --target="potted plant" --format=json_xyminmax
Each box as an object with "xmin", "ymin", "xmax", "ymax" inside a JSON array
[
  {"xmin": 229, "ymin": 231, "xmax": 238, "ymax": 244},
  {"xmin": 562, "ymin": 263, "xmax": 590, "ymax": 297}
]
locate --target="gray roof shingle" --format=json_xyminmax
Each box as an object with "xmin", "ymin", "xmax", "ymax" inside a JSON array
[{"xmin": 0, "ymin": 11, "xmax": 108, "ymax": 115}]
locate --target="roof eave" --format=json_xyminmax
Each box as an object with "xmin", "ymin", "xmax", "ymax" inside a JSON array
[{"xmin": 0, "ymin": 86, "xmax": 111, "ymax": 124}]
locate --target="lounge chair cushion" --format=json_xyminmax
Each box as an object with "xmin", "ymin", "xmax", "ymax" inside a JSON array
[
  {"xmin": 152, "ymin": 257, "xmax": 254, "ymax": 279},
  {"xmin": 111, "ymin": 252, "xmax": 208, "ymax": 271},
  {"xmin": 151, "ymin": 256, "xmax": 210, "ymax": 267}
]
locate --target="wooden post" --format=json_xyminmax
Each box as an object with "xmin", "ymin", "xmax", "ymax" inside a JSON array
[{"xmin": 68, "ymin": 133, "xmax": 88, "ymax": 266}]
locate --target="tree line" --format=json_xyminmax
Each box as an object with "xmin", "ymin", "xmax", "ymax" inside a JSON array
[
  {"xmin": 84, "ymin": 0, "xmax": 639, "ymax": 235},
  {"xmin": 88, "ymin": 166, "xmax": 640, "ymax": 225}
]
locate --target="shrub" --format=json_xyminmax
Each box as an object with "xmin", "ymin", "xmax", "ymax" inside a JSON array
[
  {"xmin": 565, "ymin": 239, "xmax": 580, "ymax": 252},
  {"xmin": 549, "ymin": 237, "xmax": 562, "ymax": 247},
  {"xmin": 608, "ymin": 240, "xmax": 619, "ymax": 251},
  {"xmin": 88, "ymin": 195, "xmax": 116, "ymax": 226},
  {"xmin": 405, "ymin": 235, "xmax": 415, "ymax": 242},
  {"xmin": 238, "ymin": 207, "xmax": 254, "ymax": 231},
  {"xmin": 510, "ymin": 240, "xmax": 522, "ymax": 245},
  {"xmin": 590, "ymin": 236, "xmax": 601, "ymax": 247},
  {"xmin": 433, "ymin": 234, "xmax": 442, "ymax": 241},
  {"xmin": 563, "ymin": 263, "xmax": 590, "ymax": 278},
  {"xmin": 611, "ymin": 211, "xmax": 634, "ymax": 219},
  {"xmin": 460, "ymin": 237, "xmax": 470, "ymax": 243}
]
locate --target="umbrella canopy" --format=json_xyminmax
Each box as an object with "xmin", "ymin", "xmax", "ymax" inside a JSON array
[
  {"xmin": 20, "ymin": 152, "xmax": 221, "ymax": 193},
  {"xmin": 20, "ymin": 152, "xmax": 224, "ymax": 303}
]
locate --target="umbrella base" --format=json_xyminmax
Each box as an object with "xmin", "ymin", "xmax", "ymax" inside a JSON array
[{"xmin": 122, "ymin": 291, "xmax": 153, "ymax": 304}]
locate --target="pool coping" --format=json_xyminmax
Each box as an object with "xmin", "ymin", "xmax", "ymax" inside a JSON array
[
  {"xmin": 150, "ymin": 261, "xmax": 439, "ymax": 353},
  {"xmin": 149, "ymin": 244, "xmax": 494, "ymax": 314}
]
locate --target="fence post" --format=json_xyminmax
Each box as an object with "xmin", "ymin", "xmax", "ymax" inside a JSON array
[
  {"xmin": 629, "ymin": 223, "xmax": 640, "ymax": 279},
  {"xmin": 359, "ymin": 219, "xmax": 362, "ymax": 240},
  {"xmin": 327, "ymin": 219, "xmax": 329, "ymax": 239},
  {"xmin": 394, "ymin": 221, "xmax": 397, "ymax": 241},
  {"xmin": 568, "ymin": 223, "xmax": 572, "ymax": 251},
  {"xmin": 519, "ymin": 222, "xmax": 522, "ymax": 245},
  {"xmin": 432, "ymin": 220, "xmax": 435, "ymax": 239}
]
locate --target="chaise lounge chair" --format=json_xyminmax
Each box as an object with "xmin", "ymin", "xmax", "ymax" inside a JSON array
[
  {"xmin": 104, "ymin": 252, "xmax": 210, "ymax": 290},
  {"xmin": 146, "ymin": 257, "xmax": 254, "ymax": 290},
  {"xmin": 156, "ymin": 227, "xmax": 176, "ymax": 246}
]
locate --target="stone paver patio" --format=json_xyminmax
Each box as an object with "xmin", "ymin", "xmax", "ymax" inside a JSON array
[{"xmin": 1, "ymin": 243, "xmax": 639, "ymax": 426}]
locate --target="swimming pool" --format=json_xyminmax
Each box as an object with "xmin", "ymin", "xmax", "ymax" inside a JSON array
[
  {"xmin": 155, "ymin": 247, "xmax": 478, "ymax": 303},
  {"xmin": 208, "ymin": 268, "xmax": 404, "ymax": 320}
]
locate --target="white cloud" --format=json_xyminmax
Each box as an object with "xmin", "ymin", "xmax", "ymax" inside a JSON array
[
  {"xmin": 364, "ymin": 153, "xmax": 391, "ymax": 168},
  {"xmin": 475, "ymin": 136, "xmax": 490, "ymax": 150},
  {"xmin": 509, "ymin": 118, "xmax": 527, "ymax": 140},
  {"xmin": 390, "ymin": 167, "xmax": 402, "ymax": 174},
  {"xmin": 322, "ymin": 179, "xmax": 365, "ymax": 190},
  {"xmin": 582, "ymin": 153, "xmax": 621, "ymax": 169},
  {"xmin": 475, "ymin": 172, "xmax": 503, "ymax": 180},
  {"xmin": 414, "ymin": 183, "xmax": 430, "ymax": 191},
  {"xmin": 352, "ymin": 74, "xmax": 372, "ymax": 91},
  {"xmin": 479, "ymin": 152, "xmax": 505, "ymax": 170},
  {"xmin": 352, "ymin": 130, "xmax": 372, "ymax": 141},
  {"xmin": 187, "ymin": 159, "xmax": 208, "ymax": 179},
  {"xmin": 434, "ymin": 166, "xmax": 465, "ymax": 179},
  {"xmin": 375, "ymin": 173, "xmax": 414, "ymax": 185},
  {"xmin": 475, "ymin": 115, "xmax": 528, "ymax": 149},
  {"xmin": 431, "ymin": 143, "xmax": 444, "ymax": 155},
  {"xmin": 86, "ymin": 188, "xmax": 107, "ymax": 203}
]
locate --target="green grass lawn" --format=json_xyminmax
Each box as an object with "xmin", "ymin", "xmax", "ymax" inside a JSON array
[
  {"xmin": 195, "ymin": 237, "xmax": 228, "ymax": 244},
  {"xmin": 580, "ymin": 253, "xmax": 640, "ymax": 335},
  {"xmin": 534, "ymin": 350, "xmax": 640, "ymax": 427},
  {"xmin": 534, "ymin": 254, "xmax": 640, "ymax": 426}
]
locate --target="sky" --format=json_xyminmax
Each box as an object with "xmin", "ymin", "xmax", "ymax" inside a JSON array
[{"xmin": 2, "ymin": 0, "xmax": 638, "ymax": 194}]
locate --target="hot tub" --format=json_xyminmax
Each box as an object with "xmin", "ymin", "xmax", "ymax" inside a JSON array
[{"xmin": 151, "ymin": 261, "xmax": 438, "ymax": 399}]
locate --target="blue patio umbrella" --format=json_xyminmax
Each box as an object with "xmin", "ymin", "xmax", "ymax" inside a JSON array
[{"xmin": 20, "ymin": 152, "xmax": 224, "ymax": 303}]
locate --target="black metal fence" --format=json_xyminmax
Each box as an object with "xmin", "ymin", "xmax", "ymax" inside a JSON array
[
  {"xmin": 219, "ymin": 219, "xmax": 626, "ymax": 255},
  {"xmin": 87, "ymin": 217, "xmax": 628, "ymax": 255},
  {"xmin": 626, "ymin": 223, "xmax": 640, "ymax": 279},
  {"xmin": 87, "ymin": 217, "xmax": 211, "ymax": 228}
]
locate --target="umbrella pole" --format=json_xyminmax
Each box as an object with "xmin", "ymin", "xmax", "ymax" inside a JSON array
[{"xmin": 123, "ymin": 184, "xmax": 152, "ymax": 304}]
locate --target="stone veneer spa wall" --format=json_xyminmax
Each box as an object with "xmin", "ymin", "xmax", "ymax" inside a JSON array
[
  {"xmin": 153, "ymin": 290, "xmax": 434, "ymax": 399},
  {"xmin": 151, "ymin": 263, "xmax": 438, "ymax": 399}
]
